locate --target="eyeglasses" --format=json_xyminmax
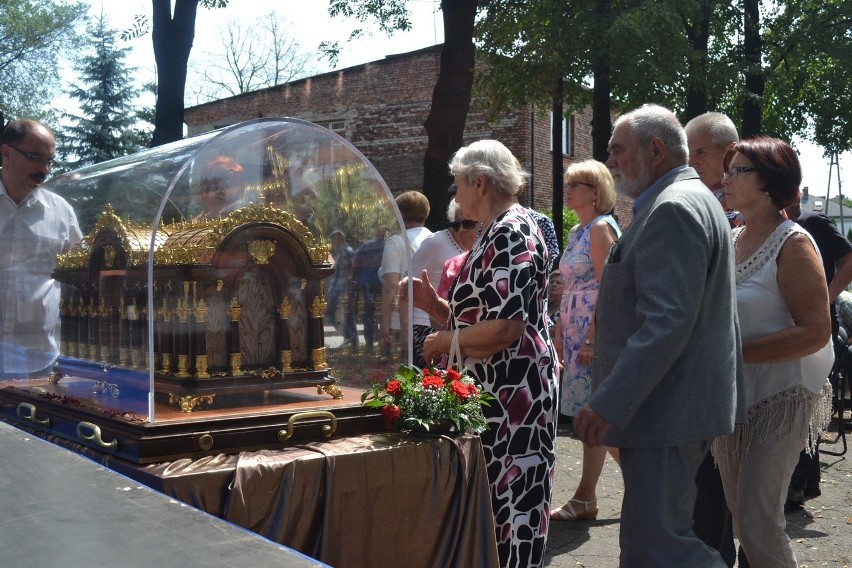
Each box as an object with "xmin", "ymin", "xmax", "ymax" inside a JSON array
[
  {"xmin": 7, "ymin": 145, "xmax": 55, "ymax": 168},
  {"xmin": 722, "ymin": 166, "xmax": 756, "ymax": 179},
  {"xmin": 450, "ymin": 219, "xmax": 479, "ymax": 231},
  {"xmin": 566, "ymin": 181, "xmax": 596, "ymax": 191}
]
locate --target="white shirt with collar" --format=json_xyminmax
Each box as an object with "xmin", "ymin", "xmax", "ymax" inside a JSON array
[{"xmin": 0, "ymin": 179, "xmax": 82, "ymax": 374}]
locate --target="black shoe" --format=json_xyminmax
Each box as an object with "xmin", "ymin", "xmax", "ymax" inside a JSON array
[
  {"xmin": 786, "ymin": 486, "xmax": 805, "ymax": 508},
  {"xmin": 804, "ymin": 486, "xmax": 822, "ymax": 498}
]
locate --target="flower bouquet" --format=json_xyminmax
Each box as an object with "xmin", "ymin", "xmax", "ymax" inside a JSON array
[{"xmin": 361, "ymin": 364, "xmax": 494, "ymax": 434}]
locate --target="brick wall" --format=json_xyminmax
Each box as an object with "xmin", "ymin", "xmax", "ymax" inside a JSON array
[{"xmin": 184, "ymin": 45, "xmax": 614, "ymax": 221}]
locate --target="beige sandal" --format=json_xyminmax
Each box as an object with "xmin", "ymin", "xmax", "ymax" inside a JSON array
[{"xmin": 550, "ymin": 498, "xmax": 598, "ymax": 521}]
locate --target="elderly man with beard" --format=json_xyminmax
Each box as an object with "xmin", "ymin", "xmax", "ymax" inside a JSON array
[
  {"xmin": 0, "ymin": 119, "xmax": 81, "ymax": 377},
  {"xmin": 572, "ymin": 105, "xmax": 743, "ymax": 567}
]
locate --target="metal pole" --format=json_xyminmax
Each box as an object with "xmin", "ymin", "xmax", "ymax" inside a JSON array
[{"xmin": 830, "ymin": 153, "xmax": 845, "ymax": 236}]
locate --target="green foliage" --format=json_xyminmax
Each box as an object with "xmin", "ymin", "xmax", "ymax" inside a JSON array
[
  {"xmin": 541, "ymin": 207, "xmax": 580, "ymax": 247},
  {"xmin": 0, "ymin": 0, "xmax": 86, "ymax": 121},
  {"xmin": 475, "ymin": 0, "xmax": 852, "ymax": 154},
  {"xmin": 59, "ymin": 14, "xmax": 151, "ymax": 169},
  {"xmin": 322, "ymin": 1, "xmax": 412, "ymax": 69},
  {"xmin": 361, "ymin": 364, "xmax": 494, "ymax": 434},
  {"xmin": 761, "ymin": 0, "xmax": 852, "ymax": 152},
  {"xmin": 474, "ymin": 0, "xmax": 594, "ymax": 120}
]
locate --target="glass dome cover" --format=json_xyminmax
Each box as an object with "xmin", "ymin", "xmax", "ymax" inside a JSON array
[{"xmin": 3, "ymin": 118, "xmax": 410, "ymax": 438}]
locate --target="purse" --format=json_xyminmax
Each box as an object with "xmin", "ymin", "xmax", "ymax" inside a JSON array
[{"xmin": 448, "ymin": 328, "xmax": 464, "ymax": 372}]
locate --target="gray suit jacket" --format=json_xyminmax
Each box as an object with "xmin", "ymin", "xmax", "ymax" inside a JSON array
[{"xmin": 589, "ymin": 166, "xmax": 745, "ymax": 448}]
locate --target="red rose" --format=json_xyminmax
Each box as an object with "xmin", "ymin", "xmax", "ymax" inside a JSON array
[
  {"xmin": 382, "ymin": 404, "xmax": 401, "ymax": 425},
  {"xmin": 467, "ymin": 384, "xmax": 478, "ymax": 397},
  {"xmin": 386, "ymin": 380, "xmax": 402, "ymax": 397},
  {"xmin": 446, "ymin": 368, "xmax": 461, "ymax": 382},
  {"xmin": 450, "ymin": 380, "xmax": 471, "ymax": 400},
  {"xmin": 422, "ymin": 375, "xmax": 445, "ymax": 390}
]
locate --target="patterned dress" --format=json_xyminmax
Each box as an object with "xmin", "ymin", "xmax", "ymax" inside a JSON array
[
  {"xmin": 558, "ymin": 215, "xmax": 621, "ymax": 417},
  {"xmin": 448, "ymin": 205, "xmax": 558, "ymax": 568}
]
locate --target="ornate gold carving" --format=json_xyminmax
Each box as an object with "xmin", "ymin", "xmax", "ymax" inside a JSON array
[
  {"xmin": 247, "ymin": 239, "xmax": 276, "ymax": 265},
  {"xmin": 176, "ymin": 354, "xmax": 192, "ymax": 378},
  {"xmin": 55, "ymin": 204, "xmax": 156, "ymax": 270},
  {"xmin": 311, "ymin": 347, "xmax": 327, "ymax": 370},
  {"xmin": 99, "ymin": 346, "xmax": 110, "ymax": 364},
  {"xmin": 317, "ymin": 384, "xmax": 344, "ymax": 399},
  {"xmin": 119, "ymin": 347, "xmax": 129, "ymax": 366},
  {"xmin": 252, "ymin": 367, "xmax": 281, "ymax": 379},
  {"xmin": 310, "ymin": 296, "xmax": 327, "ymax": 319},
  {"xmin": 311, "ymin": 244, "xmax": 331, "ymax": 264},
  {"xmin": 194, "ymin": 298, "xmax": 208, "ymax": 323},
  {"xmin": 229, "ymin": 297, "xmax": 241, "ymax": 321},
  {"xmin": 151, "ymin": 204, "xmax": 318, "ymax": 267},
  {"xmin": 229, "ymin": 353, "xmax": 243, "ymax": 376},
  {"xmin": 169, "ymin": 394, "xmax": 215, "ymax": 413},
  {"xmin": 195, "ymin": 355, "xmax": 210, "ymax": 378},
  {"xmin": 160, "ymin": 352, "xmax": 173, "ymax": 374},
  {"xmin": 280, "ymin": 350, "xmax": 293, "ymax": 372},
  {"xmin": 131, "ymin": 349, "xmax": 143, "ymax": 369},
  {"xmin": 177, "ymin": 298, "xmax": 191, "ymax": 322}
]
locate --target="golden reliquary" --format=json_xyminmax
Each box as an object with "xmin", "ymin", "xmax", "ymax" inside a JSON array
[{"xmin": 53, "ymin": 204, "xmax": 338, "ymax": 412}]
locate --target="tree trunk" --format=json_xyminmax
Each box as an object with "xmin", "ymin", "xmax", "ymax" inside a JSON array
[
  {"xmin": 742, "ymin": 0, "xmax": 763, "ymax": 137},
  {"xmin": 150, "ymin": 0, "xmax": 199, "ymax": 147},
  {"xmin": 590, "ymin": 0, "xmax": 612, "ymax": 163},
  {"xmin": 422, "ymin": 0, "xmax": 478, "ymax": 231},
  {"xmin": 683, "ymin": 1, "xmax": 711, "ymax": 121}
]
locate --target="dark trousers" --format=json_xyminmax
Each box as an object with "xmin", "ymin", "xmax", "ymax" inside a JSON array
[
  {"xmin": 790, "ymin": 444, "xmax": 821, "ymax": 493},
  {"xmin": 693, "ymin": 450, "xmax": 737, "ymax": 567}
]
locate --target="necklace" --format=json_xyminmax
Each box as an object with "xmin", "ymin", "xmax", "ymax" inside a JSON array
[
  {"xmin": 446, "ymin": 228, "xmax": 464, "ymax": 255},
  {"xmin": 734, "ymin": 218, "xmax": 781, "ymax": 264}
]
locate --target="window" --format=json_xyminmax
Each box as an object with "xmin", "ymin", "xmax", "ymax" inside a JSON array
[
  {"xmin": 317, "ymin": 120, "xmax": 346, "ymax": 135},
  {"xmin": 549, "ymin": 113, "xmax": 574, "ymax": 156}
]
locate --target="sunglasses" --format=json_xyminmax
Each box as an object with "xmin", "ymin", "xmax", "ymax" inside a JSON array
[{"xmin": 450, "ymin": 219, "xmax": 479, "ymax": 231}]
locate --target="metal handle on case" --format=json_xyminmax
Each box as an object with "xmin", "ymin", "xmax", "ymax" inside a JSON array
[
  {"xmin": 76, "ymin": 421, "xmax": 118, "ymax": 450},
  {"xmin": 17, "ymin": 402, "xmax": 50, "ymax": 426},
  {"xmin": 277, "ymin": 410, "xmax": 337, "ymax": 442}
]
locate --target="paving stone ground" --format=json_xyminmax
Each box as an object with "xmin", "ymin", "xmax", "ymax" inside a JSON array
[{"xmin": 544, "ymin": 416, "xmax": 852, "ymax": 568}]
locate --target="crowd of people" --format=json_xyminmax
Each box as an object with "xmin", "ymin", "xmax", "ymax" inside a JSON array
[
  {"xmin": 406, "ymin": 105, "xmax": 841, "ymax": 568},
  {"xmin": 3, "ymin": 108, "xmax": 845, "ymax": 568}
]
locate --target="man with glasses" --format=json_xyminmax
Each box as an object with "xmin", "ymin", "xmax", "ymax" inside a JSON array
[
  {"xmin": 0, "ymin": 119, "xmax": 81, "ymax": 377},
  {"xmin": 573, "ymin": 105, "xmax": 742, "ymax": 567}
]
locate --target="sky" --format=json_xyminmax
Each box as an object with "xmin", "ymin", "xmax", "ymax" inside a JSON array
[{"xmin": 78, "ymin": 0, "xmax": 849, "ymax": 200}]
